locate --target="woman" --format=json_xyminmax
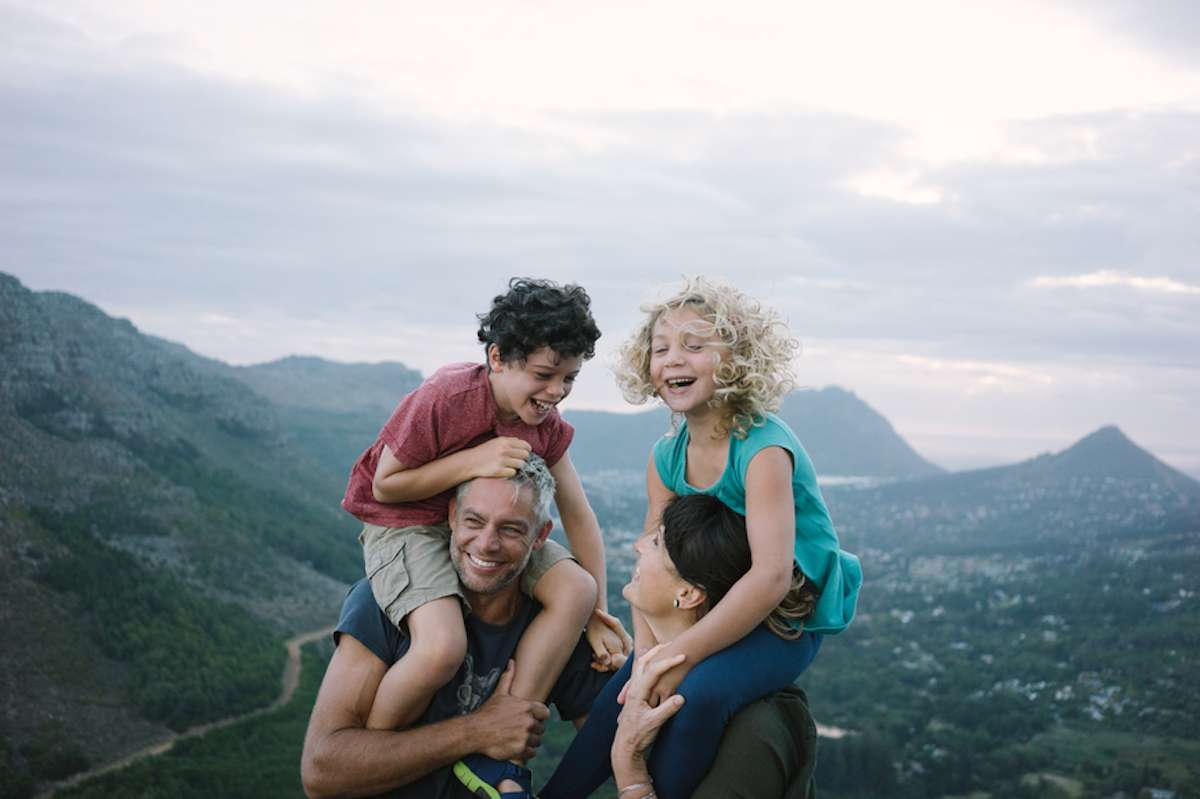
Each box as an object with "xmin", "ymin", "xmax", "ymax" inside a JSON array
[{"xmin": 541, "ymin": 494, "xmax": 819, "ymax": 799}]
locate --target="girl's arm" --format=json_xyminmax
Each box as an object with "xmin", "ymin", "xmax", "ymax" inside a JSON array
[
  {"xmin": 632, "ymin": 453, "xmax": 677, "ymax": 656},
  {"xmin": 646, "ymin": 446, "xmax": 795, "ymax": 702}
]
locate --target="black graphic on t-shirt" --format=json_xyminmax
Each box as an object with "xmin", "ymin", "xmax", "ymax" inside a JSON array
[{"xmin": 456, "ymin": 653, "xmax": 502, "ymax": 714}]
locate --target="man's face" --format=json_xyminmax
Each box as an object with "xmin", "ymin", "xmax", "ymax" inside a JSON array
[{"xmin": 448, "ymin": 477, "xmax": 550, "ymax": 595}]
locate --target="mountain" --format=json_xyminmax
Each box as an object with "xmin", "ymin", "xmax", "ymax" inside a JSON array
[
  {"xmin": 232, "ymin": 356, "xmax": 422, "ymax": 415},
  {"xmin": 565, "ymin": 387, "xmax": 943, "ymax": 480},
  {"xmin": 824, "ymin": 424, "xmax": 1200, "ymax": 555},
  {"xmin": 0, "ymin": 274, "xmax": 355, "ymax": 782}
]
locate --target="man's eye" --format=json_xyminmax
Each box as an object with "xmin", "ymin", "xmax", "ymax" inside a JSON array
[{"xmin": 535, "ymin": 373, "xmax": 553, "ymax": 380}]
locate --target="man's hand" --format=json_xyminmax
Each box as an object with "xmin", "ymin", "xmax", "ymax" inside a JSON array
[
  {"xmin": 469, "ymin": 437, "xmax": 532, "ymax": 479},
  {"xmin": 587, "ymin": 609, "xmax": 633, "ymax": 672},
  {"xmin": 474, "ymin": 660, "xmax": 550, "ymax": 762}
]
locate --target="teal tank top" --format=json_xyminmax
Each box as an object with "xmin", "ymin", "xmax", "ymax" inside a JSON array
[{"xmin": 652, "ymin": 413, "xmax": 862, "ymax": 634}]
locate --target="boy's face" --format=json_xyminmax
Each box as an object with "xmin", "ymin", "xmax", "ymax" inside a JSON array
[{"xmin": 488, "ymin": 345, "xmax": 582, "ymax": 426}]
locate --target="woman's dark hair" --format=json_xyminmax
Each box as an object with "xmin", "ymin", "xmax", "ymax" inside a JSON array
[
  {"xmin": 477, "ymin": 278, "xmax": 601, "ymax": 362},
  {"xmin": 662, "ymin": 494, "xmax": 817, "ymax": 638}
]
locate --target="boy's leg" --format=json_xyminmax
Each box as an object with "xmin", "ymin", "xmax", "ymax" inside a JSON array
[
  {"xmin": 539, "ymin": 655, "xmax": 633, "ymax": 799},
  {"xmin": 360, "ymin": 523, "xmax": 468, "ymax": 731},
  {"xmin": 481, "ymin": 549, "xmax": 593, "ymax": 795},
  {"xmin": 512, "ymin": 551, "xmax": 597, "ymax": 702},
  {"xmin": 366, "ymin": 597, "xmax": 467, "ymax": 729},
  {"xmin": 646, "ymin": 627, "xmax": 822, "ymax": 799}
]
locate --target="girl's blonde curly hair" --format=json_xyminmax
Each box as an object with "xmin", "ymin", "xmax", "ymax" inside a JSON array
[{"xmin": 615, "ymin": 276, "xmax": 799, "ymax": 439}]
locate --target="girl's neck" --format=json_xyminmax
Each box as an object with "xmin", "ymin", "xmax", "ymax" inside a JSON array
[{"xmin": 684, "ymin": 404, "xmax": 730, "ymax": 448}]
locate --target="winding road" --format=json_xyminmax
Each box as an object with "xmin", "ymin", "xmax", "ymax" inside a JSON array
[{"xmin": 38, "ymin": 626, "xmax": 334, "ymax": 798}]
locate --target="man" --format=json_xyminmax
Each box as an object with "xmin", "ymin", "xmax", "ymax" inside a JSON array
[{"xmin": 302, "ymin": 456, "xmax": 609, "ymax": 799}]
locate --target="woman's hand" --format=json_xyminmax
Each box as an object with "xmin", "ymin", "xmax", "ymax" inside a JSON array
[{"xmin": 611, "ymin": 645, "xmax": 687, "ymax": 789}]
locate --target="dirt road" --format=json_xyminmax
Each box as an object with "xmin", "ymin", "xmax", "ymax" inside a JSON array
[{"xmin": 38, "ymin": 626, "xmax": 334, "ymax": 798}]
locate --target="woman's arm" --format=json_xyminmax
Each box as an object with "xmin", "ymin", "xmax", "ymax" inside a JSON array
[
  {"xmin": 644, "ymin": 446, "xmax": 795, "ymax": 702},
  {"xmin": 610, "ymin": 647, "xmax": 687, "ymax": 799}
]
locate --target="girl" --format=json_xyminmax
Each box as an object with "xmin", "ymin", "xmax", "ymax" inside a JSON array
[{"xmin": 542, "ymin": 276, "xmax": 861, "ymax": 799}]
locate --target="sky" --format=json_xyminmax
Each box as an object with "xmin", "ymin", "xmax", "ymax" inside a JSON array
[{"xmin": 3, "ymin": 0, "xmax": 1199, "ymax": 475}]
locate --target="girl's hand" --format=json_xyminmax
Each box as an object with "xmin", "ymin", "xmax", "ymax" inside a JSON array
[
  {"xmin": 612, "ymin": 645, "xmax": 687, "ymax": 765},
  {"xmin": 586, "ymin": 609, "xmax": 633, "ymax": 672},
  {"xmin": 646, "ymin": 654, "xmax": 691, "ymax": 707},
  {"xmin": 617, "ymin": 644, "xmax": 693, "ymax": 706}
]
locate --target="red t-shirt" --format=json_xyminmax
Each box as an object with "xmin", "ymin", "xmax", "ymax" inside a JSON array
[{"xmin": 341, "ymin": 362, "xmax": 574, "ymax": 528}]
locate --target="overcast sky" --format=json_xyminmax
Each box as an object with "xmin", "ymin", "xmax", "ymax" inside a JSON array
[{"xmin": 3, "ymin": 0, "xmax": 1198, "ymax": 475}]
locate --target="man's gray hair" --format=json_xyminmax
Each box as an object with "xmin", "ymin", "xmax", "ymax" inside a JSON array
[{"xmin": 455, "ymin": 453, "xmax": 556, "ymax": 529}]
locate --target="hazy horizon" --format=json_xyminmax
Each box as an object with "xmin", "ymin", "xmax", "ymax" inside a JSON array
[{"xmin": 5, "ymin": 1, "xmax": 1198, "ymax": 476}]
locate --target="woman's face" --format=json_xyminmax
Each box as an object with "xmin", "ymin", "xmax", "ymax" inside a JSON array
[{"xmin": 623, "ymin": 525, "xmax": 690, "ymax": 615}]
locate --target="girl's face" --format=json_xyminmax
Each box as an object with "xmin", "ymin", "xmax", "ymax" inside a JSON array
[
  {"xmin": 648, "ymin": 306, "xmax": 727, "ymax": 415},
  {"xmin": 622, "ymin": 525, "xmax": 689, "ymax": 615}
]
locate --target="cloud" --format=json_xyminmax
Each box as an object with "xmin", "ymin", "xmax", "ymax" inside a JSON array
[
  {"xmin": 1030, "ymin": 270, "xmax": 1200, "ymax": 295},
  {"xmin": 2, "ymin": 3, "xmax": 1198, "ymax": 472}
]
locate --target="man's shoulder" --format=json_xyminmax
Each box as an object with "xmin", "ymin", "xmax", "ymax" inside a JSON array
[{"xmin": 335, "ymin": 580, "xmax": 404, "ymax": 666}]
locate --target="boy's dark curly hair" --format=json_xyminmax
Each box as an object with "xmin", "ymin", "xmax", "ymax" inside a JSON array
[{"xmin": 477, "ymin": 278, "xmax": 601, "ymax": 362}]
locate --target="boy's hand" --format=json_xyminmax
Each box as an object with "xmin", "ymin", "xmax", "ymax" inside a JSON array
[
  {"xmin": 586, "ymin": 608, "xmax": 633, "ymax": 672},
  {"xmin": 470, "ymin": 437, "xmax": 532, "ymax": 479}
]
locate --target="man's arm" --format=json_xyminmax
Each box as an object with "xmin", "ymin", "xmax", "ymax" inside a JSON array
[{"xmin": 301, "ymin": 635, "xmax": 547, "ymax": 799}]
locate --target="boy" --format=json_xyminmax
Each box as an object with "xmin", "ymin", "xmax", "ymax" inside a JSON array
[{"xmin": 341, "ymin": 278, "xmax": 629, "ymax": 796}]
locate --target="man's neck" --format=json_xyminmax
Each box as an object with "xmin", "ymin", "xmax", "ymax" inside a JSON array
[{"xmin": 465, "ymin": 585, "xmax": 523, "ymax": 626}]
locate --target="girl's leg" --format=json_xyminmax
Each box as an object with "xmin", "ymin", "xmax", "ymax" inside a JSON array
[
  {"xmin": 648, "ymin": 627, "xmax": 822, "ymax": 799},
  {"xmin": 539, "ymin": 655, "xmax": 633, "ymax": 799}
]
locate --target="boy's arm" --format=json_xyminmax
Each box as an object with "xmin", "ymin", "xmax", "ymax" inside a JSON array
[
  {"xmin": 301, "ymin": 636, "xmax": 547, "ymax": 799},
  {"xmin": 549, "ymin": 453, "xmax": 607, "ymax": 611},
  {"xmin": 645, "ymin": 447, "xmax": 795, "ymax": 702},
  {"xmin": 372, "ymin": 437, "xmax": 532, "ymax": 504}
]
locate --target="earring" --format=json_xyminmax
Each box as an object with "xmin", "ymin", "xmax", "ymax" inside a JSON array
[{"xmin": 673, "ymin": 597, "xmax": 680, "ymax": 608}]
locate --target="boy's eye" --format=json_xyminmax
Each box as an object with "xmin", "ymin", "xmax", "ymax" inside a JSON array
[
  {"xmin": 535, "ymin": 372, "xmax": 553, "ymax": 380},
  {"xmin": 564, "ymin": 375, "xmax": 576, "ymax": 384}
]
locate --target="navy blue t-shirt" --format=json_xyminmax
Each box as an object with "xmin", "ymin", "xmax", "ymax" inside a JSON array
[{"xmin": 334, "ymin": 579, "xmax": 610, "ymax": 799}]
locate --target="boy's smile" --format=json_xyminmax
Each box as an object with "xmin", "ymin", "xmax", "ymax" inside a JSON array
[{"xmin": 488, "ymin": 345, "xmax": 582, "ymax": 426}]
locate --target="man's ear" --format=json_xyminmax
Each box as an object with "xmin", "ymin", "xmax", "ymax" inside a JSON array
[
  {"xmin": 530, "ymin": 519, "xmax": 553, "ymax": 551},
  {"xmin": 447, "ymin": 497, "xmax": 458, "ymax": 531},
  {"xmin": 676, "ymin": 584, "xmax": 707, "ymax": 611}
]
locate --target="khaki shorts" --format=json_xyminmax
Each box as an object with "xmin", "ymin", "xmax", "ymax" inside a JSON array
[{"xmin": 360, "ymin": 522, "xmax": 574, "ymax": 630}]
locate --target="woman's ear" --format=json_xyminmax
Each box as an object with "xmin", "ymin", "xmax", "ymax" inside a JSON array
[{"xmin": 676, "ymin": 584, "xmax": 707, "ymax": 612}]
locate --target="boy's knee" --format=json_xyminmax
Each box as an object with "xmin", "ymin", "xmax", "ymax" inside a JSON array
[
  {"xmin": 545, "ymin": 561, "xmax": 597, "ymax": 620},
  {"xmin": 410, "ymin": 626, "xmax": 468, "ymax": 684}
]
